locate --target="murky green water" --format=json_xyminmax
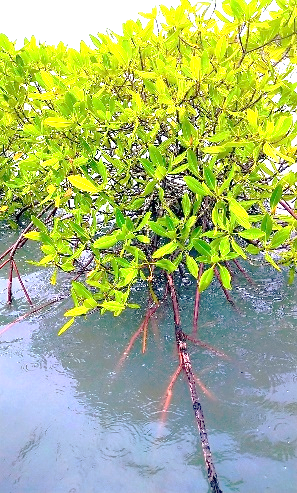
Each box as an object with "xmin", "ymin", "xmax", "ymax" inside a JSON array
[{"xmin": 1, "ymin": 227, "xmax": 297, "ymax": 492}]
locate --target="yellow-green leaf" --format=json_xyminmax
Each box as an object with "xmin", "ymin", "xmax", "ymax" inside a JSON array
[
  {"xmin": 152, "ymin": 241, "xmax": 177, "ymax": 258},
  {"xmin": 44, "ymin": 117, "xmax": 72, "ymax": 128},
  {"xmin": 68, "ymin": 175, "xmax": 99, "ymax": 194},
  {"xmin": 58, "ymin": 317, "xmax": 75, "ymax": 335}
]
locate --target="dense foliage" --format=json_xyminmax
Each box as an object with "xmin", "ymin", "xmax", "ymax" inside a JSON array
[{"xmin": 0, "ymin": 0, "xmax": 297, "ymax": 333}]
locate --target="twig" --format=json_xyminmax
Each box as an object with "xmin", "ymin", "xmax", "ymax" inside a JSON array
[
  {"xmin": 0, "ymin": 258, "xmax": 10, "ymax": 270},
  {"xmin": 279, "ymin": 199, "xmax": 297, "ymax": 220},
  {"xmin": 142, "ymin": 318, "xmax": 148, "ymax": 353}
]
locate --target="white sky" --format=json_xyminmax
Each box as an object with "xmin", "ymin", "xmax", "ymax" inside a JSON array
[{"xmin": 0, "ymin": 0, "xmax": 181, "ymax": 49}]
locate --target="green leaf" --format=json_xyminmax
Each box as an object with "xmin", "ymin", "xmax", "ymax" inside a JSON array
[
  {"xmin": 155, "ymin": 259, "xmax": 177, "ymax": 273},
  {"xmin": 24, "ymin": 231, "xmax": 41, "ymax": 241},
  {"xmin": 265, "ymin": 252, "xmax": 281, "ymax": 271},
  {"xmin": 148, "ymin": 145, "xmax": 164, "ymax": 167},
  {"xmin": 218, "ymin": 164, "xmax": 235, "ymax": 194},
  {"xmin": 288, "ymin": 266, "xmax": 295, "ymax": 285},
  {"xmin": 269, "ymin": 226, "xmax": 291, "ymax": 249},
  {"xmin": 140, "ymin": 158, "xmax": 155, "ymax": 177},
  {"xmin": 199, "ymin": 266, "xmax": 214, "ymax": 292},
  {"xmin": 93, "ymin": 234, "xmax": 118, "ymax": 249},
  {"xmin": 219, "ymin": 237, "xmax": 230, "ymax": 257},
  {"xmin": 231, "ymin": 239, "xmax": 247, "ymax": 259},
  {"xmin": 182, "ymin": 193, "xmax": 191, "ymax": 217},
  {"xmin": 246, "ymin": 244, "xmax": 260, "ymax": 254},
  {"xmin": 58, "ymin": 317, "xmax": 75, "ymax": 335},
  {"xmin": 30, "ymin": 215, "xmax": 48, "ymax": 233},
  {"xmin": 229, "ymin": 198, "xmax": 251, "ymax": 229},
  {"xmin": 184, "ymin": 176, "xmax": 210, "ymax": 196},
  {"xmin": 68, "ymin": 175, "xmax": 99, "ymax": 194},
  {"xmin": 72, "ymin": 281, "xmax": 94, "ymax": 299},
  {"xmin": 44, "ymin": 117, "xmax": 72, "ymax": 128},
  {"xmin": 136, "ymin": 212, "xmax": 151, "ymax": 231},
  {"xmin": 152, "ymin": 241, "xmax": 177, "ymax": 258},
  {"xmin": 187, "ymin": 149, "xmax": 199, "ymax": 175},
  {"xmin": 101, "ymin": 301, "xmax": 125, "ymax": 311},
  {"xmin": 136, "ymin": 235, "xmax": 150, "ymax": 244},
  {"xmin": 203, "ymin": 166, "xmax": 216, "ymax": 191},
  {"xmin": 69, "ymin": 221, "xmax": 90, "ymax": 241},
  {"xmin": 149, "ymin": 221, "xmax": 169, "ymax": 237},
  {"xmin": 238, "ymin": 228, "xmax": 265, "ymax": 240},
  {"xmin": 115, "ymin": 208, "xmax": 125, "ymax": 227},
  {"xmin": 261, "ymin": 214, "xmax": 273, "ymax": 239},
  {"xmin": 193, "ymin": 239, "xmax": 211, "ymax": 258},
  {"xmin": 270, "ymin": 184, "xmax": 282, "ymax": 210},
  {"xmin": 186, "ymin": 254, "xmax": 199, "ymax": 278},
  {"xmin": 219, "ymin": 264, "xmax": 231, "ymax": 289},
  {"xmin": 64, "ymin": 306, "xmax": 89, "ymax": 316}
]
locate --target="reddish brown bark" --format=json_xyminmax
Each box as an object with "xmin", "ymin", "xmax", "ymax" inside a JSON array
[
  {"xmin": 167, "ymin": 274, "xmax": 222, "ymax": 493},
  {"xmin": 280, "ymin": 199, "xmax": 297, "ymax": 220}
]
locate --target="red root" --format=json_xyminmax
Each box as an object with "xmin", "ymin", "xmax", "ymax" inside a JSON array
[
  {"xmin": 233, "ymin": 258, "xmax": 255, "ymax": 286},
  {"xmin": 115, "ymin": 303, "xmax": 159, "ymax": 372},
  {"xmin": 161, "ymin": 363, "xmax": 182, "ymax": 421},
  {"xmin": 12, "ymin": 260, "xmax": 33, "ymax": 306},
  {"xmin": 185, "ymin": 334, "xmax": 231, "ymax": 360},
  {"xmin": 194, "ymin": 374, "xmax": 217, "ymax": 402}
]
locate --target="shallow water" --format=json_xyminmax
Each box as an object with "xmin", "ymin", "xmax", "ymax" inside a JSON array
[{"xmin": 0, "ymin": 228, "xmax": 297, "ymax": 493}]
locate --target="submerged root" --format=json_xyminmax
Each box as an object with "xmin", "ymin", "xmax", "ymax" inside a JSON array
[
  {"xmin": 160, "ymin": 362, "xmax": 182, "ymax": 422},
  {"xmin": 115, "ymin": 303, "xmax": 159, "ymax": 372},
  {"xmin": 194, "ymin": 374, "xmax": 217, "ymax": 402},
  {"xmin": 185, "ymin": 334, "xmax": 231, "ymax": 360}
]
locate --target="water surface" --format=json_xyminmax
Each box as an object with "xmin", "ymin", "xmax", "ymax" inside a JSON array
[{"xmin": 0, "ymin": 229, "xmax": 296, "ymax": 492}]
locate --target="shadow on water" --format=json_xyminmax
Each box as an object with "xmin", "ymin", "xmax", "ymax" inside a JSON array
[{"xmin": 0, "ymin": 229, "xmax": 296, "ymax": 492}]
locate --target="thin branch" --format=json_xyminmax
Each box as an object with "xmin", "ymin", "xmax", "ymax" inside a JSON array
[{"xmin": 279, "ymin": 199, "xmax": 297, "ymax": 220}]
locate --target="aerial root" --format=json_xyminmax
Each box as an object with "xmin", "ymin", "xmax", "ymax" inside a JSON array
[
  {"xmin": 233, "ymin": 258, "xmax": 256, "ymax": 286},
  {"xmin": 214, "ymin": 267, "xmax": 241, "ymax": 313},
  {"xmin": 0, "ymin": 296, "xmax": 66, "ymax": 337},
  {"xmin": 160, "ymin": 362, "xmax": 182, "ymax": 421},
  {"xmin": 12, "ymin": 260, "xmax": 33, "ymax": 306},
  {"xmin": 142, "ymin": 318, "xmax": 148, "ymax": 354},
  {"xmin": 184, "ymin": 334, "xmax": 231, "ymax": 360},
  {"xmin": 194, "ymin": 373, "xmax": 217, "ymax": 402},
  {"xmin": 115, "ymin": 303, "xmax": 159, "ymax": 372}
]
